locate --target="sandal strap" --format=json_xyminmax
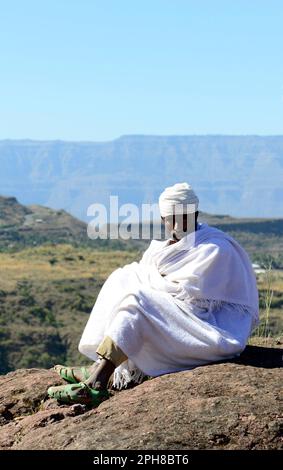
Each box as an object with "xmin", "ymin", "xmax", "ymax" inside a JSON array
[
  {"xmin": 81, "ymin": 367, "xmax": 91, "ymax": 381},
  {"xmin": 82, "ymin": 382, "xmax": 109, "ymax": 399},
  {"xmin": 54, "ymin": 365, "xmax": 91, "ymax": 383}
]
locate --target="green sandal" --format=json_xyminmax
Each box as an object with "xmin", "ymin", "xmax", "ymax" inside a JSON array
[
  {"xmin": 53, "ymin": 365, "xmax": 91, "ymax": 384},
  {"xmin": 47, "ymin": 382, "xmax": 109, "ymax": 407}
]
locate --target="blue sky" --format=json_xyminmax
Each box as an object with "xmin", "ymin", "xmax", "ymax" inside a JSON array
[{"xmin": 0, "ymin": 0, "xmax": 282, "ymax": 141}]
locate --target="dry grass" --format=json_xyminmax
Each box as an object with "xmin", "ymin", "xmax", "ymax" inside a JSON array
[
  {"xmin": 0, "ymin": 244, "xmax": 140, "ymax": 291},
  {"xmin": 252, "ymin": 268, "xmax": 283, "ymax": 341},
  {"xmin": 256, "ymin": 267, "xmax": 283, "ymax": 292}
]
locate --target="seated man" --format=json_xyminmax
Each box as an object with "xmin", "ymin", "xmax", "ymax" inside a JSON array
[{"xmin": 48, "ymin": 182, "xmax": 259, "ymax": 406}]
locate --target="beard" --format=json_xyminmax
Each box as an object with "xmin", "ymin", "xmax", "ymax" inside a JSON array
[
  {"xmin": 171, "ymin": 229, "xmax": 188, "ymax": 241},
  {"xmin": 172, "ymin": 231, "xmax": 180, "ymax": 241}
]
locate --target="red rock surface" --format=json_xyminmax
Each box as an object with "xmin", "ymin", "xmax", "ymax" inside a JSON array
[{"xmin": 0, "ymin": 342, "xmax": 282, "ymax": 450}]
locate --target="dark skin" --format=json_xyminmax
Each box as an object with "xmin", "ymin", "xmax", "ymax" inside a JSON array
[
  {"xmin": 162, "ymin": 211, "xmax": 199, "ymax": 244},
  {"xmin": 85, "ymin": 358, "xmax": 115, "ymax": 390},
  {"xmin": 58, "ymin": 211, "xmax": 199, "ymax": 391},
  {"xmin": 54, "ymin": 358, "xmax": 115, "ymax": 389}
]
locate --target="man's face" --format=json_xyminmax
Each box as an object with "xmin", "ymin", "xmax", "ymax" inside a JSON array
[{"xmin": 161, "ymin": 214, "xmax": 189, "ymax": 240}]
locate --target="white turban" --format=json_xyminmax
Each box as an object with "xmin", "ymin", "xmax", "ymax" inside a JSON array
[{"xmin": 159, "ymin": 182, "xmax": 199, "ymax": 217}]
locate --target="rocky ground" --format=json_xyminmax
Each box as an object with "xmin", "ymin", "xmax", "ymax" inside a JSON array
[{"xmin": 0, "ymin": 340, "xmax": 282, "ymax": 450}]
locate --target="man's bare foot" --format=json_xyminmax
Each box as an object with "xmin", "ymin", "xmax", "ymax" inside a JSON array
[{"xmin": 85, "ymin": 358, "xmax": 115, "ymax": 391}]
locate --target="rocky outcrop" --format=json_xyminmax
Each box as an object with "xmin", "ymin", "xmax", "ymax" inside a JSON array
[{"xmin": 0, "ymin": 342, "xmax": 282, "ymax": 450}]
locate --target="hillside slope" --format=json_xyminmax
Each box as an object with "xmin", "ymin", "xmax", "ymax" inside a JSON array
[
  {"xmin": 0, "ymin": 195, "xmax": 87, "ymax": 249},
  {"xmin": 1, "ymin": 195, "xmax": 283, "ymax": 256},
  {"xmin": 0, "ymin": 196, "xmax": 143, "ymax": 251}
]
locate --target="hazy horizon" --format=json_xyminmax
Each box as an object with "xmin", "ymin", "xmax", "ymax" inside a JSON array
[{"xmin": 2, "ymin": 133, "xmax": 283, "ymax": 143}]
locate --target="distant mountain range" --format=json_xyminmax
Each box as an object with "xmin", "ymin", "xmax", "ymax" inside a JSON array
[{"xmin": 1, "ymin": 135, "xmax": 283, "ymax": 220}]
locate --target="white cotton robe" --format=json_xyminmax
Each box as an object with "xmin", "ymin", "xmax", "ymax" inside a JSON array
[{"xmin": 79, "ymin": 223, "xmax": 259, "ymax": 388}]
